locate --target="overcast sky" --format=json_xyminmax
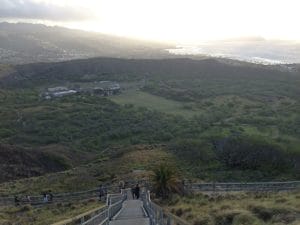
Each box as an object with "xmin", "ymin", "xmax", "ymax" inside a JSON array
[{"xmin": 1, "ymin": 0, "xmax": 300, "ymax": 43}]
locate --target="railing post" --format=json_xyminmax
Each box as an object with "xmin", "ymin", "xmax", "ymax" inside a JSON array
[
  {"xmin": 159, "ymin": 208, "xmax": 163, "ymax": 224},
  {"xmin": 167, "ymin": 215, "xmax": 171, "ymax": 225},
  {"xmin": 80, "ymin": 217, "xmax": 84, "ymax": 223}
]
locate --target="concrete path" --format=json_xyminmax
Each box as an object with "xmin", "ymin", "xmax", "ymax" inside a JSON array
[{"xmin": 109, "ymin": 190, "xmax": 149, "ymax": 225}]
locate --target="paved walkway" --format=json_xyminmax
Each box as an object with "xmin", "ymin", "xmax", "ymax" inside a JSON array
[{"xmin": 109, "ymin": 190, "xmax": 149, "ymax": 225}]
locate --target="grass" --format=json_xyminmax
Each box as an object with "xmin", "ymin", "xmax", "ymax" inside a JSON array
[
  {"xmin": 1, "ymin": 88, "xmax": 299, "ymax": 185},
  {"xmin": 1, "ymin": 58, "xmax": 300, "ymax": 186},
  {"xmin": 1, "ymin": 57, "xmax": 300, "ymax": 224},
  {"xmin": 161, "ymin": 191, "xmax": 300, "ymax": 225},
  {"xmin": 0, "ymin": 199, "xmax": 103, "ymax": 225},
  {"xmin": 110, "ymin": 90, "xmax": 200, "ymax": 118},
  {"xmin": 111, "ymin": 91, "xmax": 300, "ymax": 154},
  {"xmin": 0, "ymin": 145, "xmax": 181, "ymax": 196}
]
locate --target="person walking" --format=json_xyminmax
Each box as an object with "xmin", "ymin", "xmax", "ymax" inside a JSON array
[
  {"xmin": 99, "ymin": 185, "xmax": 105, "ymax": 201},
  {"xmin": 48, "ymin": 190, "xmax": 53, "ymax": 202},
  {"xmin": 14, "ymin": 196, "xmax": 20, "ymax": 206},
  {"xmin": 134, "ymin": 184, "xmax": 140, "ymax": 199},
  {"xmin": 131, "ymin": 186, "xmax": 135, "ymax": 199},
  {"xmin": 43, "ymin": 193, "xmax": 48, "ymax": 203},
  {"xmin": 26, "ymin": 195, "xmax": 31, "ymax": 203},
  {"xmin": 119, "ymin": 181, "xmax": 125, "ymax": 192}
]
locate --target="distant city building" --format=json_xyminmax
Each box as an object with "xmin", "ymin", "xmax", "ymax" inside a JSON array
[
  {"xmin": 42, "ymin": 81, "xmax": 120, "ymax": 99},
  {"xmin": 47, "ymin": 86, "xmax": 68, "ymax": 92},
  {"xmin": 52, "ymin": 90, "xmax": 77, "ymax": 97},
  {"xmin": 92, "ymin": 81, "xmax": 121, "ymax": 96},
  {"xmin": 43, "ymin": 86, "xmax": 77, "ymax": 99}
]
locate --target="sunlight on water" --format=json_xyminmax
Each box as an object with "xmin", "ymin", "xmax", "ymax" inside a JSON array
[{"xmin": 167, "ymin": 42, "xmax": 300, "ymax": 65}]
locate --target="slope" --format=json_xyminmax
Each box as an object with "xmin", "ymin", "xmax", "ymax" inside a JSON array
[{"xmin": 0, "ymin": 22, "xmax": 172, "ymax": 64}]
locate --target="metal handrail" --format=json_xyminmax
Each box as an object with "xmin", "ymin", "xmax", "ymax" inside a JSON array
[
  {"xmin": 82, "ymin": 209, "xmax": 109, "ymax": 225},
  {"xmin": 52, "ymin": 206, "xmax": 108, "ymax": 225},
  {"xmin": 51, "ymin": 189, "xmax": 127, "ymax": 225},
  {"xmin": 142, "ymin": 190, "xmax": 191, "ymax": 225},
  {"xmin": 108, "ymin": 197, "xmax": 125, "ymax": 220},
  {"xmin": 186, "ymin": 181, "xmax": 300, "ymax": 192},
  {"xmin": 0, "ymin": 185, "xmax": 120, "ymax": 206},
  {"xmin": 2, "ymin": 180, "xmax": 299, "ymax": 206}
]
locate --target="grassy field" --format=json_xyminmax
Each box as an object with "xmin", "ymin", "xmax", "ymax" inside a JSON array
[
  {"xmin": 110, "ymin": 90, "xmax": 200, "ymax": 118},
  {"xmin": 0, "ymin": 199, "xmax": 103, "ymax": 225},
  {"xmin": 161, "ymin": 191, "xmax": 300, "ymax": 225}
]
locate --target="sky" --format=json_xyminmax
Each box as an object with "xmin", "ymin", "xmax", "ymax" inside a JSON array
[{"xmin": 1, "ymin": 0, "xmax": 300, "ymax": 43}]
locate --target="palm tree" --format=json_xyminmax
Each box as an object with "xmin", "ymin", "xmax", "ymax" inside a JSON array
[{"xmin": 151, "ymin": 164, "xmax": 180, "ymax": 199}]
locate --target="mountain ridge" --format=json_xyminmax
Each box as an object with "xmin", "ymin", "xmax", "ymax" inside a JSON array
[
  {"xmin": 0, "ymin": 22, "xmax": 173, "ymax": 64},
  {"xmin": 1, "ymin": 57, "xmax": 298, "ymax": 89}
]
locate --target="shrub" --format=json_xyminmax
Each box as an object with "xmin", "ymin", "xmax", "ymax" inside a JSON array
[
  {"xmin": 170, "ymin": 139, "xmax": 216, "ymax": 163},
  {"xmin": 272, "ymin": 213, "xmax": 297, "ymax": 224},
  {"xmin": 193, "ymin": 215, "xmax": 214, "ymax": 225},
  {"xmin": 248, "ymin": 205, "xmax": 273, "ymax": 221},
  {"xmin": 19, "ymin": 205, "xmax": 32, "ymax": 212},
  {"xmin": 151, "ymin": 164, "xmax": 180, "ymax": 199},
  {"xmin": 248, "ymin": 204, "xmax": 296, "ymax": 223},
  {"xmin": 215, "ymin": 210, "xmax": 244, "ymax": 225},
  {"xmin": 275, "ymin": 198, "xmax": 288, "ymax": 203},
  {"xmin": 175, "ymin": 208, "xmax": 183, "ymax": 217},
  {"xmin": 232, "ymin": 212, "xmax": 262, "ymax": 225},
  {"xmin": 215, "ymin": 135, "xmax": 292, "ymax": 172}
]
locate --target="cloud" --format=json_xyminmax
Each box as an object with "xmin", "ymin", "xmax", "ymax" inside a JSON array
[{"xmin": 0, "ymin": 0, "xmax": 94, "ymax": 21}]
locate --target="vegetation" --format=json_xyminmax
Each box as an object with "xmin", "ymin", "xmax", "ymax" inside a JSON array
[
  {"xmin": 0, "ymin": 146, "xmax": 178, "ymax": 196},
  {"xmin": 0, "ymin": 55, "xmax": 299, "ymax": 224},
  {"xmin": 0, "ymin": 23, "xmax": 171, "ymax": 64},
  {"xmin": 1, "ymin": 88, "xmax": 298, "ymax": 183},
  {"xmin": 0, "ymin": 199, "xmax": 103, "ymax": 225},
  {"xmin": 161, "ymin": 191, "xmax": 300, "ymax": 225},
  {"xmin": 110, "ymin": 90, "xmax": 199, "ymax": 118},
  {"xmin": 0, "ymin": 57, "xmax": 299, "ymax": 189},
  {"xmin": 0, "ymin": 144, "xmax": 71, "ymax": 183},
  {"xmin": 151, "ymin": 164, "xmax": 181, "ymax": 199}
]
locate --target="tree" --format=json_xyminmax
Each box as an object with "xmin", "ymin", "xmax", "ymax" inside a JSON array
[{"xmin": 151, "ymin": 164, "xmax": 180, "ymax": 199}]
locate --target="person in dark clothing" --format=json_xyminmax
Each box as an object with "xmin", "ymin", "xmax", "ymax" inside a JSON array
[
  {"xmin": 14, "ymin": 196, "xmax": 20, "ymax": 206},
  {"xmin": 131, "ymin": 186, "xmax": 135, "ymax": 199},
  {"xmin": 103, "ymin": 185, "xmax": 108, "ymax": 196},
  {"xmin": 26, "ymin": 195, "xmax": 31, "ymax": 203},
  {"xmin": 43, "ymin": 193, "xmax": 48, "ymax": 203},
  {"xmin": 99, "ymin": 185, "xmax": 105, "ymax": 201},
  {"xmin": 134, "ymin": 184, "xmax": 140, "ymax": 199},
  {"xmin": 48, "ymin": 190, "xmax": 53, "ymax": 202},
  {"xmin": 119, "ymin": 181, "xmax": 125, "ymax": 192}
]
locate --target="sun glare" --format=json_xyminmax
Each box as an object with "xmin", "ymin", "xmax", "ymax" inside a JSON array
[{"xmin": 11, "ymin": 0, "xmax": 300, "ymax": 43}]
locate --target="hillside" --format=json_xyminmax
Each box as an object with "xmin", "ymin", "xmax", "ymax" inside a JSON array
[
  {"xmin": 1, "ymin": 2, "xmax": 300, "ymax": 225},
  {"xmin": 0, "ymin": 22, "xmax": 172, "ymax": 64},
  {"xmin": 0, "ymin": 144, "xmax": 71, "ymax": 182},
  {"xmin": 0, "ymin": 57, "xmax": 299, "ymax": 183},
  {"xmin": 1, "ymin": 57, "xmax": 298, "ymax": 88},
  {"xmin": 0, "ymin": 145, "xmax": 178, "ymax": 196}
]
